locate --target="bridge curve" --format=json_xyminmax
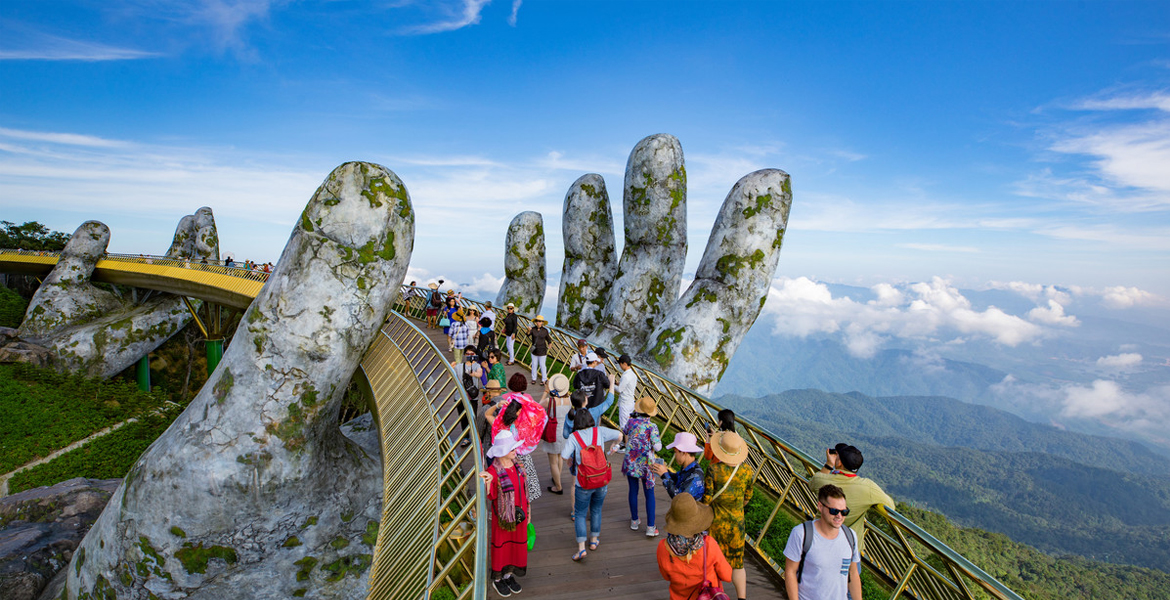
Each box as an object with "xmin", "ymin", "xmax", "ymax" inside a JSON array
[{"xmin": 0, "ymin": 249, "xmax": 1023, "ymax": 600}]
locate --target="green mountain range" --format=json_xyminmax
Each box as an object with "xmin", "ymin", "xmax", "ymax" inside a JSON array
[{"xmin": 719, "ymin": 389, "xmax": 1170, "ymax": 572}]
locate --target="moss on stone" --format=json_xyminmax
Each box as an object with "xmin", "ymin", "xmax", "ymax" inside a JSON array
[
  {"xmin": 175, "ymin": 542, "xmax": 238, "ymax": 574},
  {"xmin": 293, "ymin": 589, "xmax": 307, "ymax": 597},
  {"xmin": 685, "ymin": 289, "xmax": 717, "ymax": 308},
  {"xmin": 741, "ymin": 193, "xmax": 773, "ymax": 219},
  {"xmin": 75, "ymin": 547, "xmax": 85, "ymax": 575},
  {"xmin": 294, "ymin": 556, "xmax": 318, "ymax": 581},
  {"xmin": 329, "ymin": 536, "xmax": 350, "ymax": 550},
  {"xmin": 300, "ymin": 211, "xmax": 315, "ymax": 233},
  {"xmin": 282, "ymin": 536, "xmax": 302, "ymax": 548},
  {"xmin": 648, "ymin": 327, "xmax": 685, "ymax": 370},
  {"xmin": 362, "ymin": 520, "xmax": 380, "ymax": 546},
  {"xmin": 169, "ymin": 526, "xmax": 187, "ymax": 538},
  {"xmin": 771, "ymin": 227, "xmax": 785, "ymax": 250},
  {"xmin": 321, "ymin": 554, "xmax": 373, "ymax": 582},
  {"xmin": 714, "ymin": 249, "xmax": 767, "ymax": 280},
  {"xmin": 212, "ymin": 368, "xmax": 234, "ymax": 404}
]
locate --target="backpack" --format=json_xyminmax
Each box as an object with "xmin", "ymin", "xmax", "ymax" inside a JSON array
[
  {"xmin": 462, "ymin": 370, "xmax": 480, "ymax": 401},
  {"xmin": 572, "ymin": 429, "xmax": 612, "ymax": 489},
  {"xmin": 430, "ymin": 290, "xmax": 443, "ymax": 307},
  {"xmin": 796, "ymin": 520, "xmax": 856, "ymax": 583}
]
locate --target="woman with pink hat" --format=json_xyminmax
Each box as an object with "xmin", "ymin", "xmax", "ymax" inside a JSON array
[
  {"xmin": 650, "ymin": 431, "xmax": 706, "ymax": 500},
  {"xmin": 479, "ymin": 430, "xmax": 530, "ymax": 597}
]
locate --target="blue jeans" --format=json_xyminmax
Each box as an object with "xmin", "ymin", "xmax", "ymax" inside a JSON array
[
  {"xmin": 627, "ymin": 476, "xmax": 655, "ymax": 527},
  {"xmin": 574, "ymin": 484, "xmax": 608, "ymax": 543}
]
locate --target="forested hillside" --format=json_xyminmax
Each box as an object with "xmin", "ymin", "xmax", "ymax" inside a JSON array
[{"xmin": 721, "ymin": 390, "xmax": 1170, "ymax": 572}]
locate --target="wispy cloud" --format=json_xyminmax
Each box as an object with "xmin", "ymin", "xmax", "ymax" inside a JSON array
[
  {"xmin": 0, "ymin": 32, "xmax": 159, "ymax": 61},
  {"xmin": 401, "ymin": 0, "xmax": 492, "ymax": 35},
  {"xmin": 0, "ymin": 127, "xmax": 130, "ymax": 148},
  {"xmin": 897, "ymin": 243, "xmax": 980, "ymax": 253},
  {"xmin": 508, "ymin": 0, "xmax": 522, "ymax": 26}
]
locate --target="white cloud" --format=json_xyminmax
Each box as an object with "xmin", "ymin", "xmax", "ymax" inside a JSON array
[
  {"xmin": 0, "ymin": 127, "xmax": 129, "ymax": 148},
  {"xmin": 1097, "ymin": 353, "xmax": 1143, "ymax": 369},
  {"xmin": 401, "ymin": 0, "xmax": 492, "ymax": 34},
  {"xmin": 508, "ymin": 0, "xmax": 522, "ymax": 26},
  {"xmin": 459, "ymin": 272, "xmax": 505, "ymax": 298},
  {"xmin": 1101, "ymin": 285, "xmax": 1158, "ymax": 309},
  {"xmin": 0, "ymin": 34, "xmax": 159, "ymax": 61},
  {"xmin": 1027, "ymin": 299, "xmax": 1079, "ymax": 327},
  {"xmin": 1061, "ymin": 379, "xmax": 1169, "ymax": 423},
  {"xmin": 762, "ymin": 276, "xmax": 1047, "ymax": 358},
  {"xmin": 897, "ymin": 243, "xmax": 980, "ymax": 253}
]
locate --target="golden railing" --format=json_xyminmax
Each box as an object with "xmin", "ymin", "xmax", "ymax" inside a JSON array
[
  {"xmin": 359, "ymin": 313, "xmax": 486, "ymax": 600},
  {"xmin": 0, "ymin": 249, "xmax": 1022, "ymax": 600},
  {"xmin": 399, "ymin": 286, "xmax": 1024, "ymax": 600}
]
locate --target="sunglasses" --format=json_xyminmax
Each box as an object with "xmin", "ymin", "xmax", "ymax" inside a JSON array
[{"xmin": 821, "ymin": 503, "xmax": 850, "ymax": 517}]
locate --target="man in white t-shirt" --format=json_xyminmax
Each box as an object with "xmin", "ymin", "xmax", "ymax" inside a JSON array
[
  {"xmin": 782, "ymin": 484, "xmax": 862, "ymax": 600},
  {"xmin": 568, "ymin": 338, "xmax": 590, "ymax": 372},
  {"xmin": 616, "ymin": 354, "xmax": 638, "ymax": 429}
]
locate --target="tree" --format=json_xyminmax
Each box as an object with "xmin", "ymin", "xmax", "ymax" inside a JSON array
[{"xmin": 0, "ymin": 221, "xmax": 70, "ymax": 251}]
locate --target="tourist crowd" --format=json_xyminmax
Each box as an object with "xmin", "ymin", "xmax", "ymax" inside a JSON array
[{"xmin": 409, "ymin": 282, "xmax": 894, "ymax": 600}]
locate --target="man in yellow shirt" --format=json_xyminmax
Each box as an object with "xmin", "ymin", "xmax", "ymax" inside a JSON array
[{"xmin": 810, "ymin": 443, "xmax": 894, "ymax": 554}]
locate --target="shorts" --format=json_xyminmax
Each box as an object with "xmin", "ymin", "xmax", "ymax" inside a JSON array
[{"xmin": 426, "ymin": 308, "xmax": 438, "ymax": 317}]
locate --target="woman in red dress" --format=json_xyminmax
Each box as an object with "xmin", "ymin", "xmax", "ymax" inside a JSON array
[{"xmin": 479, "ymin": 430, "xmax": 529, "ymax": 597}]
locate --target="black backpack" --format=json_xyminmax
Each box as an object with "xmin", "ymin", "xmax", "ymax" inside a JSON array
[
  {"xmin": 796, "ymin": 520, "xmax": 856, "ymax": 583},
  {"xmin": 462, "ymin": 371, "xmax": 480, "ymax": 401},
  {"xmin": 430, "ymin": 290, "xmax": 443, "ymax": 307}
]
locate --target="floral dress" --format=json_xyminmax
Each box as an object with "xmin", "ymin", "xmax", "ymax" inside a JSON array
[
  {"xmin": 621, "ymin": 417, "xmax": 663, "ymax": 487},
  {"xmin": 702, "ymin": 462, "xmax": 754, "ymax": 569}
]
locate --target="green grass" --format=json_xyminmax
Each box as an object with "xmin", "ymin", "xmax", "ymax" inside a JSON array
[
  {"xmin": 0, "ymin": 363, "xmax": 171, "ymax": 474},
  {"xmin": 0, "ymin": 286, "xmax": 27, "ymax": 328},
  {"xmin": 7, "ymin": 406, "xmax": 181, "ymax": 494}
]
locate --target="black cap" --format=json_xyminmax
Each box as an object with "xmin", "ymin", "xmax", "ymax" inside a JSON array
[{"xmin": 836, "ymin": 444, "xmax": 864, "ymax": 472}]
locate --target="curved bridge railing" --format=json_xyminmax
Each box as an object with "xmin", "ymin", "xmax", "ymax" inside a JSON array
[
  {"xmin": 0, "ymin": 249, "xmax": 1022, "ymax": 600},
  {"xmin": 395, "ymin": 287, "xmax": 1024, "ymax": 600}
]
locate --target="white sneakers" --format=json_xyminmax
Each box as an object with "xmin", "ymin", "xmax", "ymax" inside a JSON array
[
  {"xmin": 646, "ymin": 526, "xmax": 660, "ymax": 537},
  {"xmin": 630, "ymin": 519, "xmax": 640, "ymax": 530}
]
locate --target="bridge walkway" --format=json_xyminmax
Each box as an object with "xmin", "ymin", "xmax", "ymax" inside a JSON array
[{"xmin": 413, "ymin": 323, "xmax": 786, "ymax": 599}]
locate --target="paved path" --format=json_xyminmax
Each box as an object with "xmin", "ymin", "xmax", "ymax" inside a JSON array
[{"xmin": 417, "ymin": 322, "xmax": 786, "ymax": 599}]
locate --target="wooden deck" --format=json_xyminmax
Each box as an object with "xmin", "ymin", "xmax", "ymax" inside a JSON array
[{"xmin": 418, "ymin": 323, "xmax": 786, "ymax": 599}]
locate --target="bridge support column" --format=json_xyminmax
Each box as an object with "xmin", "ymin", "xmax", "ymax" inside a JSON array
[
  {"xmin": 136, "ymin": 354, "xmax": 151, "ymax": 392},
  {"xmin": 205, "ymin": 338, "xmax": 224, "ymax": 375}
]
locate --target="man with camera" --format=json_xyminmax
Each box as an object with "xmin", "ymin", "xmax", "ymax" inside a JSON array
[{"xmin": 810, "ymin": 443, "xmax": 895, "ymax": 554}]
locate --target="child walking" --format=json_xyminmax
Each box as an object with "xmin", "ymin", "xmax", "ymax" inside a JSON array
[{"xmin": 622, "ymin": 397, "xmax": 663, "ymax": 537}]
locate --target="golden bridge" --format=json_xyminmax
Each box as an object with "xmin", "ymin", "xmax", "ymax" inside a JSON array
[{"xmin": 0, "ymin": 249, "xmax": 1024, "ymax": 600}]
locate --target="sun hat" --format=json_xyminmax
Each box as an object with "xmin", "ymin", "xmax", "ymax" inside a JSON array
[
  {"xmin": 711, "ymin": 431, "xmax": 748, "ymax": 466},
  {"xmin": 534, "ymin": 315, "xmax": 547, "ymax": 323},
  {"xmin": 506, "ymin": 302, "xmax": 515, "ymax": 309},
  {"xmin": 486, "ymin": 379, "xmax": 503, "ymax": 390},
  {"xmin": 666, "ymin": 431, "xmax": 703, "ymax": 453},
  {"xmin": 487, "ymin": 430, "xmax": 523, "ymax": 459},
  {"xmin": 428, "ymin": 282, "xmax": 439, "ymax": 289},
  {"xmin": 634, "ymin": 396, "xmax": 658, "ymax": 417},
  {"xmin": 664, "ymin": 492, "xmax": 714, "ymax": 537},
  {"xmin": 585, "ymin": 351, "xmax": 599, "ymax": 363},
  {"xmin": 547, "ymin": 373, "xmax": 570, "ymax": 397},
  {"xmin": 452, "ymin": 310, "xmax": 466, "ymax": 322}
]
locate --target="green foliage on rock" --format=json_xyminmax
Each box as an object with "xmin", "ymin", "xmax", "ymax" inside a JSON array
[{"xmin": 0, "ymin": 285, "xmax": 28, "ymax": 327}]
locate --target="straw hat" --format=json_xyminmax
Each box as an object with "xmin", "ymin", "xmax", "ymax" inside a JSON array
[
  {"xmin": 487, "ymin": 430, "xmax": 523, "ymax": 459},
  {"xmin": 666, "ymin": 431, "xmax": 703, "ymax": 453},
  {"xmin": 547, "ymin": 373, "xmax": 570, "ymax": 397},
  {"xmin": 428, "ymin": 282, "xmax": 439, "ymax": 290},
  {"xmin": 452, "ymin": 310, "xmax": 466, "ymax": 322},
  {"xmin": 635, "ymin": 396, "xmax": 658, "ymax": 417},
  {"xmin": 533, "ymin": 315, "xmax": 547, "ymax": 323},
  {"xmin": 486, "ymin": 379, "xmax": 503, "ymax": 390},
  {"xmin": 664, "ymin": 493, "xmax": 714, "ymax": 537},
  {"xmin": 710, "ymin": 431, "xmax": 748, "ymax": 466}
]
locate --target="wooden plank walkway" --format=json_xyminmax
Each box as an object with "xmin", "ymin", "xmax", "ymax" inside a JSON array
[{"xmin": 416, "ymin": 322, "xmax": 786, "ymax": 599}]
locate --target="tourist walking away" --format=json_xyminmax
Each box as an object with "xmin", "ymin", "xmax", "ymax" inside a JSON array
[
  {"xmin": 572, "ymin": 352, "xmax": 611, "ymax": 409},
  {"xmin": 657, "ymin": 493, "xmax": 733, "ymax": 600},
  {"xmin": 482, "ymin": 301, "xmax": 496, "ymax": 327},
  {"xmin": 810, "ymin": 443, "xmax": 894, "ymax": 554},
  {"xmin": 425, "ymin": 281, "xmax": 443, "ymax": 328},
  {"xmin": 622, "ymin": 397, "xmax": 663, "ymax": 536},
  {"xmin": 703, "ymin": 431, "xmax": 754, "ymax": 600},
  {"xmin": 536, "ymin": 374, "xmax": 572, "ymax": 496},
  {"xmin": 448, "ymin": 311, "xmax": 471, "ymax": 363},
  {"xmin": 529, "ymin": 315, "xmax": 551, "ymax": 384},
  {"xmin": 503, "ymin": 303, "xmax": 518, "ymax": 364},
  {"xmin": 477, "ymin": 315, "xmax": 497, "ymax": 355},
  {"xmin": 651, "ymin": 431, "xmax": 706, "ymax": 499},
  {"xmin": 704, "ymin": 408, "xmax": 738, "ymax": 462},
  {"xmin": 560, "ymin": 409, "xmax": 621, "ymax": 561},
  {"xmin": 616, "ymin": 353, "xmax": 639, "ymax": 431},
  {"xmin": 479, "ymin": 431, "xmax": 530, "ymax": 597},
  {"xmin": 783, "ymin": 484, "xmax": 862, "ymax": 600},
  {"xmin": 569, "ymin": 338, "xmax": 590, "ymax": 372}
]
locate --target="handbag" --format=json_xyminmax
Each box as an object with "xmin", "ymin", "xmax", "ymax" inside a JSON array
[
  {"xmin": 541, "ymin": 396, "xmax": 559, "ymax": 443},
  {"xmin": 693, "ymin": 540, "xmax": 731, "ymax": 600},
  {"xmin": 439, "ymin": 316, "xmax": 451, "ymax": 327}
]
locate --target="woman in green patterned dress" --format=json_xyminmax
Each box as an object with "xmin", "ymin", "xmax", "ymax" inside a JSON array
[{"xmin": 702, "ymin": 431, "xmax": 753, "ymax": 600}]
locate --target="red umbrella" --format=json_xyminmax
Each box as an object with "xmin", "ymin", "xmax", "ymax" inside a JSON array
[{"xmin": 491, "ymin": 392, "xmax": 548, "ymax": 456}]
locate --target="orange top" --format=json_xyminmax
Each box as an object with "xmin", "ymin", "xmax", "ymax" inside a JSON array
[
  {"xmin": 703, "ymin": 439, "xmax": 721, "ymax": 464},
  {"xmin": 656, "ymin": 534, "xmax": 733, "ymax": 600}
]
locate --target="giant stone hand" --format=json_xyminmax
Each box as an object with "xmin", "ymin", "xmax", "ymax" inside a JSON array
[
  {"xmin": 15, "ymin": 207, "xmax": 219, "ymax": 378},
  {"xmin": 67, "ymin": 162, "xmax": 415, "ymax": 599},
  {"xmin": 553, "ymin": 134, "xmax": 792, "ymax": 392}
]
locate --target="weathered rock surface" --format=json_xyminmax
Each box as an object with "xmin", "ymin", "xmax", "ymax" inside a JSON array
[
  {"xmin": 166, "ymin": 207, "xmax": 219, "ymax": 261},
  {"xmin": 638, "ymin": 169, "xmax": 792, "ymax": 392},
  {"xmin": 495, "ymin": 211, "xmax": 546, "ymax": 315},
  {"xmin": 557, "ymin": 174, "xmax": 617, "ymax": 335},
  {"xmin": 8, "ymin": 209, "xmax": 220, "ymax": 378},
  {"xmin": 67, "ymin": 161, "xmax": 414, "ymax": 600},
  {"xmin": 590, "ymin": 134, "xmax": 687, "ymax": 352},
  {"xmin": 0, "ymin": 478, "xmax": 120, "ymax": 600}
]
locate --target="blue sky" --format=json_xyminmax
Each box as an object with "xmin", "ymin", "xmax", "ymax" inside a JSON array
[{"xmin": 2, "ymin": 1, "xmax": 1168, "ymax": 297}]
